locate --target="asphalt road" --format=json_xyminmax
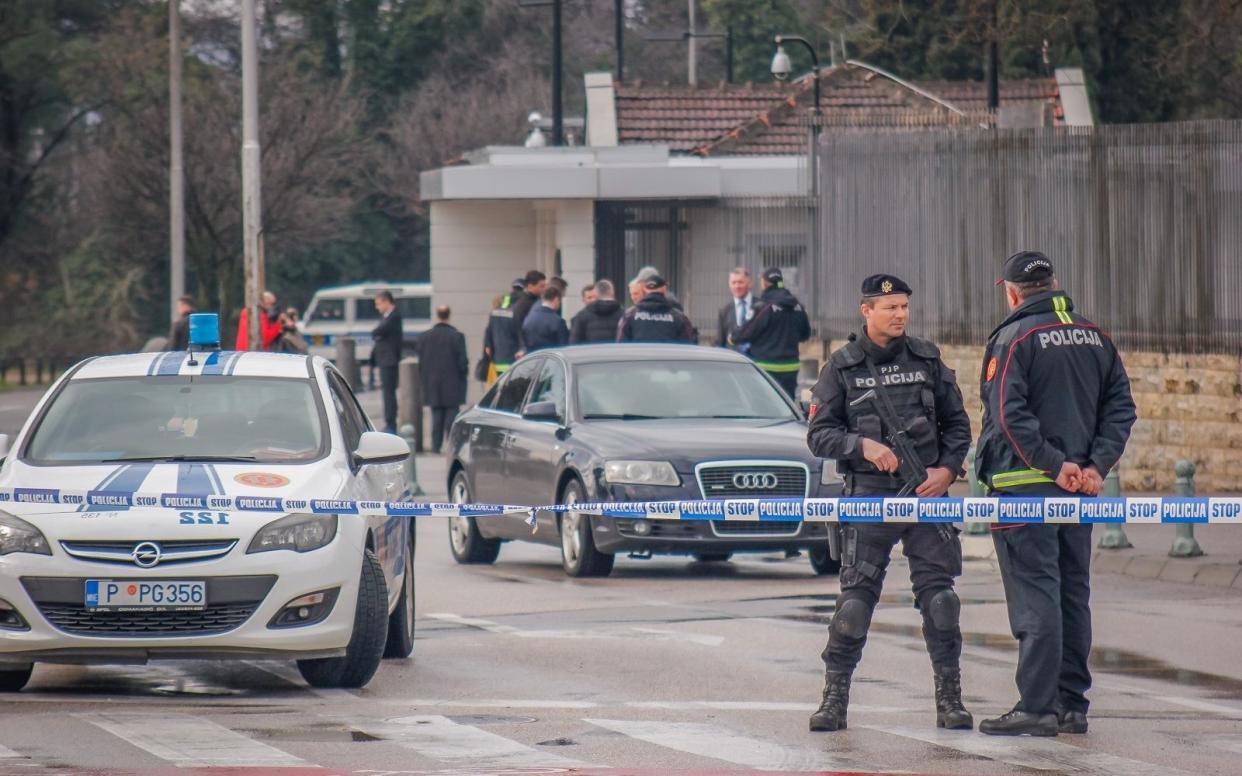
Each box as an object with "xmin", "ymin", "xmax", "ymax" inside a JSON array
[
  {"xmin": 4, "ymin": 386, "xmax": 1242, "ymax": 774},
  {"xmin": 0, "ymin": 388, "xmax": 44, "ymax": 442},
  {"xmin": 2, "ymin": 451, "xmax": 1242, "ymax": 775}
]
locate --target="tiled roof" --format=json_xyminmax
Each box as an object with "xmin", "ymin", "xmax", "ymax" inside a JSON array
[{"xmin": 615, "ymin": 65, "xmax": 1061, "ymax": 156}]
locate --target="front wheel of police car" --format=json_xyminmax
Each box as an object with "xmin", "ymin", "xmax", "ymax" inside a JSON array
[
  {"xmin": 297, "ymin": 550, "xmax": 388, "ymax": 688},
  {"xmin": 383, "ymin": 530, "xmax": 415, "ymax": 658}
]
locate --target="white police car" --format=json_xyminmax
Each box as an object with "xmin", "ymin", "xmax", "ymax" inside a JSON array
[{"xmin": 0, "ymin": 315, "xmax": 415, "ymax": 691}]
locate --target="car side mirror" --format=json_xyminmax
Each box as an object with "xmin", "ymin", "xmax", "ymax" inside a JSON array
[
  {"xmin": 522, "ymin": 401, "xmax": 561, "ymax": 423},
  {"xmin": 353, "ymin": 430, "xmax": 410, "ymax": 467}
]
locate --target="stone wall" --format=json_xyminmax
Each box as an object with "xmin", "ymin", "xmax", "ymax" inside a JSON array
[{"xmin": 805, "ymin": 339, "xmax": 1242, "ymax": 494}]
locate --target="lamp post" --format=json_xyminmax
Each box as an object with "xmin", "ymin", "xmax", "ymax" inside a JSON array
[
  {"xmin": 519, "ymin": 0, "xmax": 564, "ymax": 146},
  {"xmin": 771, "ymin": 34, "xmax": 822, "ymax": 324},
  {"xmin": 169, "ymin": 0, "xmax": 185, "ymax": 326},
  {"xmin": 241, "ymin": 0, "xmax": 264, "ymax": 350}
]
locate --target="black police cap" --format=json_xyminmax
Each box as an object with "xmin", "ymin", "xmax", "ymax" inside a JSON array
[
  {"xmin": 762, "ymin": 267, "xmax": 784, "ymax": 286},
  {"xmin": 999, "ymin": 251, "xmax": 1054, "ymax": 285},
  {"xmin": 644, "ymin": 274, "xmax": 668, "ymax": 290},
  {"xmin": 861, "ymin": 274, "xmax": 913, "ymax": 298},
  {"xmin": 511, "ymin": 278, "xmax": 526, "ymax": 290}
]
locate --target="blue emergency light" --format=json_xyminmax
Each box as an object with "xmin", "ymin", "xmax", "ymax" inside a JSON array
[{"xmin": 188, "ymin": 313, "xmax": 221, "ymax": 350}]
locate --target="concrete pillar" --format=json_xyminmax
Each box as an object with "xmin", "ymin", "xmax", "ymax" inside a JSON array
[
  {"xmin": 1169, "ymin": 460, "xmax": 1203, "ymax": 558},
  {"xmin": 398, "ymin": 357, "xmax": 423, "ymax": 453},
  {"xmin": 1097, "ymin": 468, "xmax": 1131, "ymax": 549},
  {"xmin": 336, "ymin": 337, "xmax": 360, "ymax": 391}
]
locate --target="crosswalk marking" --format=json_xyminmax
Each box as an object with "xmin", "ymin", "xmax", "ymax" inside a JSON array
[
  {"xmin": 426, "ymin": 613, "xmax": 723, "ymax": 646},
  {"xmin": 584, "ymin": 718, "xmax": 884, "ymax": 772},
  {"xmin": 80, "ymin": 712, "xmax": 306, "ymax": 768},
  {"xmin": 359, "ymin": 714, "xmax": 594, "ymax": 768},
  {"xmin": 867, "ymin": 724, "xmax": 1196, "ymax": 776}
]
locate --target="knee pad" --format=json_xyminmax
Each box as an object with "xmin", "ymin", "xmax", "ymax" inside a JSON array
[
  {"xmin": 924, "ymin": 589, "xmax": 960, "ymax": 631},
  {"xmin": 830, "ymin": 595, "xmax": 875, "ymax": 640}
]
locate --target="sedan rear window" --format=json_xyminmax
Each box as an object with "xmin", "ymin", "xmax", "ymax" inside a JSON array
[
  {"xmin": 576, "ymin": 361, "xmax": 797, "ymax": 420},
  {"xmin": 24, "ymin": 377, "xmax": 326, "ymax": 464}
]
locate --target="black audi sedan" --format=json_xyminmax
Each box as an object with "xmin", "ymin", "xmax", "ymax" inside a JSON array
[{"xmin": 444, "ymin": 344, "xmax": 841, "ymax": 577}]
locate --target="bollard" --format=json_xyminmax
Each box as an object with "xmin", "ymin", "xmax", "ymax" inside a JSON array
[
  {"xmin": 1097, "ymin": 468, "xmax": 1131, "ymax": 549},
  {"xmin": 397, "ymin": 357, "xmax": 423, "ymax": 453},
  {"xmin": 962, "ymin": 447, "xmax": 989, "ymax": 535},
  {"xmin": 336, "ymin": 337, "xmax": 361, "ymax": 392},
  {"xmin": 1169, "ymin": 459, "xmax": 1204, "ymax": 558},
  {"xmin": 398, "ymin": 423, "xmax": 425, "ymax": 497}
]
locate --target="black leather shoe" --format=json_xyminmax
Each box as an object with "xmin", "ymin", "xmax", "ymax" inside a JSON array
[
  {"xmin": 979, "ymin": 709, "xmax": 1058, "ymax": 736},
  {"xmin": 809, "ymin": 671, "xmax": 851, "ymax": 732},
  {"xmin": 1058, "ymin": 710, "xmax": 1088, "ymax": 734}
]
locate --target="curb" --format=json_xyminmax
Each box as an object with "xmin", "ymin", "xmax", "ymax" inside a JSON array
[{"xmin": 1091, "ymin": 551, "xmax": 1242, "ymax": 590}]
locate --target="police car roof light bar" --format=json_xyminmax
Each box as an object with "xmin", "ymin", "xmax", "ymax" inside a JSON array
[{"xmin": 187, "ymin": 313, "xmax": 221, "ymax": 365}]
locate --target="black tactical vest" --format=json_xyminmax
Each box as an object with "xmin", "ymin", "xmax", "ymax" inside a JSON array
[{"xmin": 830, "ymin": 335, "xmax": 942, "ymax": 477}]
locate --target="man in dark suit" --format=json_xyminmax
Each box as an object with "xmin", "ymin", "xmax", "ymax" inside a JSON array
[
  {"xmin": 715, "ymin": 267, "xmax": 755, "ymax": 348},
  {"xmin": 166, "ymin": 296, "xmax": 195, "ymax": 351},
  {"xmin": 414, "ymin": 305, "xmax": 468, "ymax": 453},
  {"xmin": 371, "ymin": 291, "xmax": 404, "ymax": 433}
]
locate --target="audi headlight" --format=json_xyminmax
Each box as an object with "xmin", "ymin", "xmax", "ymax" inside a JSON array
[
  {"xmin": 0, "ymin": 512, "xmax": 51, "ymax": 556},
  {"xmin": 821, "ymin": 460, "xmax": 842, "ymax": 485},
  {"xmin": 247, "ymin": 514, "xmax": 338, "ymax": 554},
  {"xmin": 604, "ymin": 460, "xmax": 680, "ymax": 487}
]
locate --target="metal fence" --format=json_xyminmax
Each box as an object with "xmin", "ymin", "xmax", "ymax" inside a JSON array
[{"xmin": 816, "ymin": 121, "xmax": 1242, "ymax": 352}]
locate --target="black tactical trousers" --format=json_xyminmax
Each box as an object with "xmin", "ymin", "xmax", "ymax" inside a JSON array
[
  {"xmin": 822, "ymin": 488, "xmax": 964, "ymax": 674},
  {"xmin": 992, "ymin": 523, "xmax": 1093, "ymax": 716}
]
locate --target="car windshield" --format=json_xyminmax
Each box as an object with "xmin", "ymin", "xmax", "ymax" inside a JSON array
[
  {"xmin": 576, "ymin": 360, "xmax": 797, "ymax": 421},
  {"xmin": 24, "ymin": 377, "xmax": 326, "ymax": 464}
]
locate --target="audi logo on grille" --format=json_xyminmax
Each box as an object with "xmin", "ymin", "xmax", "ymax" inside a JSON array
[
  {"xmin": 732, "ymin": 472, "xmax": 780, "ymax": 490},
  {"xmin": 131, "ymin": 542, "xmax": 163, "ymax": 569}
]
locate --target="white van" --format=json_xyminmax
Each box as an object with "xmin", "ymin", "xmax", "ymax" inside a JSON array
[{"xmin": 299, "ymin": 281, "xmax": 433, "ymax": 361}]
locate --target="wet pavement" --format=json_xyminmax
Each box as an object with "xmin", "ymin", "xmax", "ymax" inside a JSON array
[{"xmin": 1, "ymin": 386, "xmax": 1241, "ymax": 773}]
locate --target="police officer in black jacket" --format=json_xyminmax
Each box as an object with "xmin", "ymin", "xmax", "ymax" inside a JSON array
[
  {"xmin": 616, "ymin": 275, "xmax": 696, "ymax": 343},
  {"xmin": 977, "ymin": 252, "xmax": 1136, "ymax": 737},
  {"xmin": 483, "ymin": 279, "xmax": 524, "ymax": 381},
  {"xmin": 806, "ymin": 274, "xmax": 973, "ymax": 733},
  {"xmin": 731, "ymin": 268, "xmax": 811, "ymax": 397}
]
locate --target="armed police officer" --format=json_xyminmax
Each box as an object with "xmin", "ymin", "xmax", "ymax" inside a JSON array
[
  {"xmin": 806, "ymin": 274, "xmax": 973, "ymax": 733},
  {"xmin": 731, "ymin": 267, "xmax": 811, "ymax": 398},
  {"xmin": 976, "ymin": 252, "xmax": 1135, "ymax": 737}
]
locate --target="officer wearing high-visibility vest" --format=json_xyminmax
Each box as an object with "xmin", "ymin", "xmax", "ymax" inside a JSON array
[
  {"xmin": 730, "ymin": 268, "xmax": 810, "ymax": 398},
  {"xmin": 976, "ymin": 252, "xmax": 1136, "ymax": 737},
  {"xmin": 482, "ymin": 279, "xmax": 523, "ymax": 384},
  {"xmin": 805, "ymin": 273, "xmax": 973, "ymax": 733}
]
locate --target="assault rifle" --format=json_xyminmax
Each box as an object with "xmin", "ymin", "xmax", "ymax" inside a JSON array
[
  {"xmin": 848, "ymin": 387, "xmax": 928, "ymax": 498},
  {"xmin": 823, "ymin": 387, "xmax": 953, "ymax": 562}
]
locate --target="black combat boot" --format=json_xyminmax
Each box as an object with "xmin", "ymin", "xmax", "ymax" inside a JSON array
[
  {"xmin": 809, "ymin": 671, "xmax": 851, "ymax": 732},
  {"xmin": 933, "ymin": 668, "xmax": 973, "ymax": 730}
]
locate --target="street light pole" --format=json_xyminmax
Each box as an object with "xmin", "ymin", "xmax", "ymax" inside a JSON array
[
  {"xmin": 519, "ymin": 0, "xmax": 564, "ymax": 146},
  {"xmin": 241, "ymin": 0, "xmax": 264, "ymax": 350},
  {"xmin": 169, "ymin": 0, "xmax": 185, "ymax": 325},
  {"xmin": 552, "ymin": 0, "xmax": 563, "ymax": 145},
  {"xmin": 687, "ymin": 0, "xmax": 697, "ymax": 86},
  {"xmin": 614, "ymin": 0, "xmax": 624, "ymax": 81},
  {"xmin": 771, "ymin": 35, "xmax": 822, "ymax": 324}
]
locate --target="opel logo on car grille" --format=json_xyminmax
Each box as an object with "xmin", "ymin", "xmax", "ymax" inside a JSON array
[
  {"xmin": 131, "ymin": 542, "xmax": 163, "ymax": 569},
  {"xmin": 732, "ymin": 472, "xmax": 780, "ymax": 490}
]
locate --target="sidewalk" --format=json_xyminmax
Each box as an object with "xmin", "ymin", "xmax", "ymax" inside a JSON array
[{"xmin": 963, "ymin": 523, "xmax": 1242, "ymax": 591}]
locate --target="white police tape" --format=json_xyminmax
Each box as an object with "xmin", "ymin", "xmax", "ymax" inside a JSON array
[{"xmin": 2, "ymin": 488, "xmax": 1242, "ymax": 524}]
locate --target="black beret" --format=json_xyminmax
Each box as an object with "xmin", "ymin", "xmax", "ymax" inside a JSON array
[
  {"xmin": 999, "ymin": 251, "xmax": 1054, "ymax": 284},
  {"xmin": 861, "ymin": 273, "xmax": 913, "ymax": 298}
]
